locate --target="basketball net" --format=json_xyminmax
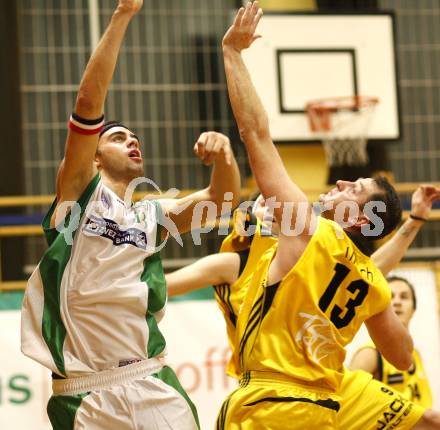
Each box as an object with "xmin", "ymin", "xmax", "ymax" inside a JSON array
[{"xmin": 306, "ymin": 96, "xmax": 379, "ymax": 168}]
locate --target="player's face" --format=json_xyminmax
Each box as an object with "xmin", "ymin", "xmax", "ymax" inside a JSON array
[
  {"xmin": 390, "ymin": 280, "xmax": 415, "ymax": 327},
  {"xmin": 319, "ymin": 178, "xmax": 379, "ymax": 223},
  {"xmin": 96, "ymin": 127, "xmax": 144, "ymax": 180}
]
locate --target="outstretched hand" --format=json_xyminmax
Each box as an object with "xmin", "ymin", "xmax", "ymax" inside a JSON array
[
  {"xmin": 117, "ymin": 0, "xmax": 143, "ymax": 16},
  {"xmin": 410, "ymin": 184, "xmax": 440, "ymax": 220},
  {"xmin": 193, "ymin": 132, "xmax": 233, "ymax": 166},
  {"xmin": 222, "ymin": 1, "xmax": 263, "ymax": 52}
]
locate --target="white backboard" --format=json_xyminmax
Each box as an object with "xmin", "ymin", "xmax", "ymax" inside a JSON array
[{"xmin": 242, "ymin": 12, "xmax": 400, "ymax": 142}]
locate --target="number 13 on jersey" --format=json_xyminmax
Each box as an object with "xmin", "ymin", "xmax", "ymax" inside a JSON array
[{"xmin": 319, "ymin": 263, "xmax": 369, "ymax": 329}]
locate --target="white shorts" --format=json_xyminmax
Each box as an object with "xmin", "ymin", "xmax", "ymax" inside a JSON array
[{"xmin": 47, "ymin": 359, "xmax": 199, "ymax": 430}]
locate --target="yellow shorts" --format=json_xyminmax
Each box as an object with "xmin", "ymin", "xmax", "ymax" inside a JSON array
[
  {"xmin": 338, "ymin": 369, "xmax": 425, "ymax": 430},
  {"xmin": 216, "ymin": 371, "xmax": 340, "ymax": 430}
]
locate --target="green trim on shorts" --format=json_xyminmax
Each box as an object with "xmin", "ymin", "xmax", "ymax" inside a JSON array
[
  {"xmin": 152, "ymin": 366, "xmax": 200, "ymax": 429},
  {"xmin": 47, "ymin": 393, "xmax": 89, "ymax": 430}
]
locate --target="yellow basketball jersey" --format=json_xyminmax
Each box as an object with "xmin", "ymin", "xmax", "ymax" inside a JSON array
[
  {"xmin": 237, "ymin": 216, "xmax": 391, "ymax": 391},
  {"xmin": 214, "ymin": 209, "xmax": 276, "ymax": 378},
  {"xmin": 357, "ymin": 342, "xmax": 433, "ymax": 408}
]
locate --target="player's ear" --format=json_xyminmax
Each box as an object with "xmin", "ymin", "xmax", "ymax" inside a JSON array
[
  {"xmin": 94, "ymin": 146, "xmax": 102, "ymax": 168},
  {"xmin": 353, "ymin": 212, "xmax": 370, "ymax": 229}
]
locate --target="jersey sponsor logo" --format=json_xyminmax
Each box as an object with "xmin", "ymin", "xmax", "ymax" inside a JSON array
[
  {"xmin": 345, "ymin": 246, "xmax": 374, "ymax": 282},
  {"xmin": 119, "ymin": 358, "xmax": 143, "ymax": 367},
  {"xmin": 295, "ymin": 313, "xmax": 338, "ymax": 364},
  {"xmin": 83, "ymin": 215, "xmax": 149, "ymax": 250},
  {"xmin": 376, "ymin": 388, "xmax": 414, "ymax": 430}
]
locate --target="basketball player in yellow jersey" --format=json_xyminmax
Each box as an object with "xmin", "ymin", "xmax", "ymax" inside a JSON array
[
  {"xmin": 166, "ymin": 186, "xmax": 440, "ymax": 429},
  {"xmin": 350, "ymin": 276, "xmax": 433, "ymax": 408},
  {"xmin": 221, "ymin": 3, "xmax": 415, "ymax": 428},
  {"xmin": 167, "ymin": 202, "xmax": 276, "ymax": 378}
]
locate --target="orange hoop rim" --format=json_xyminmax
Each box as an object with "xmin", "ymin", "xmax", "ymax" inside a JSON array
[
  {"xmin": 305, "ymin": 95, "xmax": 379, "ymax": 133},
  {"xmin": 305, "ymin": 95, "xmax": 379, "ymax": 113}
]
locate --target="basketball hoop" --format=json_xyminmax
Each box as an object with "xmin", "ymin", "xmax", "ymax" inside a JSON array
[{"xmin": 306, "ymin": 96, "xmax": 379, "ymax": 169}]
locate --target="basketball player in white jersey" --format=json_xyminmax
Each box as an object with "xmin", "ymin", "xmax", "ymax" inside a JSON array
[{"xmin": 20, "ymin": 1, "xmax": 240, "ymax": 429}]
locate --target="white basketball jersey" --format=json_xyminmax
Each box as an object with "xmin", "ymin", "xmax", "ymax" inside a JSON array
[{"xmin": 21, "ymin": 175, "xmax": 168, "ymax": 377}]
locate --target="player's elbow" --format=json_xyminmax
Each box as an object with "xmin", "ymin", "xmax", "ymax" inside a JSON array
[
  {"xmin": 75, "ymin": 90, "xmax": 102, "ymax": 117},
  {"xmin": 384, "ymin": 340, "xmax": 413, "ymax": 371},
  {"xmin": 392, "ymin": 352, "xmax": 413, "ymax": 371},
  {"xmin": 239, "ymin": 120, "xmax": 270, "ymax": 143}
]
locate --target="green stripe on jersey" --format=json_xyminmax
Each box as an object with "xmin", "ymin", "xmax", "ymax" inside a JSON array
[
  {"xmin": 142, "ymin": 249, "xmax": 167, "ymax": 357},
  {"xmin": 42, "ymin": 174, "xmax": 100, "ymax": 246},
  {"xmin": 142, "ymin": 250, "xmax": 167, "ymax": 313},
  {"xmin": 40, "ymin": 175, "xmax": 100, "ymax": 376},
  {"xmin": 145, "ymin": 310, "xmax": 166, "ymax": 357},
  {"xmin": 141, "ymin": 201, "xmax": 167, "ymax": 358}
]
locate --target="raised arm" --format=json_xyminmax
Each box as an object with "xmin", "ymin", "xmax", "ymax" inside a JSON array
[
  {"xmin": 54, "ymin": 1, "xmax": 143, "ymax": 212},
  {"xmin": 166, "ymin": 252, "xmax": 241, "ymax": 297},
  {"xmin": 372, "ymin": 185, "xmax": 440, "ymax": 275},
  {"xmin": 222, "ymin": 2, "xmax": 314, "ymax": 235},
  {"xmin": 161, "ymin": 131, "xmax": 241, "ymax": 234}
]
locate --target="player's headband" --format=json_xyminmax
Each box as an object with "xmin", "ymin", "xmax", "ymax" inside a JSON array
[
  {"xmin": 99, "ymin": 121, "xmax": 132, "ymax": 137},
  {"xmin": 99, "ymin": 121, "xmax": 131, "ymax": 137}
]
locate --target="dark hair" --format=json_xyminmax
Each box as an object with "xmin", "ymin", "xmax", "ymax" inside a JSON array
[
  {"xmin": 99, "ymin": 120, "xmax": 131, "ymax": 137},
  {"xmin": 365, "ymin": 175, "xmax": 402, "ymax": 240},
  {"xmin": 386, "ymin": 275, "xmax": 417, "ymax": 310}
]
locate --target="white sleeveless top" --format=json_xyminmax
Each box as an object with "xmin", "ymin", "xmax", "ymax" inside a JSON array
[{"xmin": 21, "ymin": 175, "xmax": 167, "ymax": 377}]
